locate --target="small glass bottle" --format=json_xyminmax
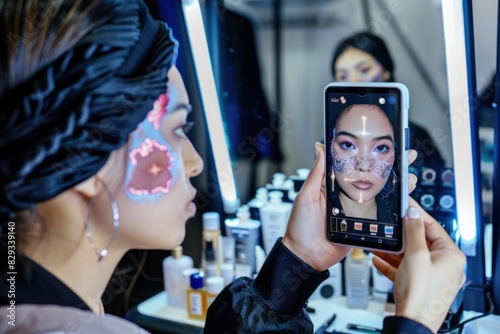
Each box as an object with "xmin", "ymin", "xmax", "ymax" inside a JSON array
[
  {"xmin": 202, "ymin": 212, "xmax": 221, "ymax": 276},
  {"xmin": 186, "ymin": 272, "xmax": 207, "ymax": 320},
  {"xmin": 203, "ymin": 239, "xmax": 218, "ymax": 281}
]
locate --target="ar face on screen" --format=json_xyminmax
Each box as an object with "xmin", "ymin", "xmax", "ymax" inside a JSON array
[{"xmin": 324, "ymin": 83, "xmax": 409, "ymax": 253}]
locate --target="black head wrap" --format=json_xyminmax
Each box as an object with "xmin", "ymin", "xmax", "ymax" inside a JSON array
[{"xmin": 0, "ymin": 0, "xmax": 177, "ymax": 224}]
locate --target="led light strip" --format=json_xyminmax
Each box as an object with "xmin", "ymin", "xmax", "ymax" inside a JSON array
[
  {"xmin": 182, "ymin": 0, "xmax": 240, "ymax": 213},
  {"xmin": 442, "ymin": 0, "xmax": 477, "ymax": 256}
]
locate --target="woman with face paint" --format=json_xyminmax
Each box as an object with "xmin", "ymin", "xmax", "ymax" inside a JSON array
[
  {"xmin": 0, "ymin": 2, "xmax": 465, "ymax": 333},
  {"xmin": 330, "ymin": 104, "xmax": 398, "ymax": 223},
  {"xmin": 331, "ymin": 32, "xmax": 446, "ymax": 169}
]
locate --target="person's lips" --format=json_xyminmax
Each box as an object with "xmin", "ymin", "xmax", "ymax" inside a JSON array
[
  {"xmin": 185, "ymin": 192, "xmax": 197, "ymax": 215},
  {"xmin": 186, "ymin": 201, "xmax": 197, "ymax": 215},
  {"xmin": 351, "ymin": 180, "xmax": 374, "ymax": 190}
]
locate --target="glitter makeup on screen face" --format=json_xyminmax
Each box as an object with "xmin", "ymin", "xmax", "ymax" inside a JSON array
[
  {"xmin": 333, "ymin": 150, "xmax": 394, "ymax": 179},
  {"xmin": 128, "ymin": 138, "xmax": 175, "ymax": 195}
]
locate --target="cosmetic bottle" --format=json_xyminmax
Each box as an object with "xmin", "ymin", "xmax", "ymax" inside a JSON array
[
  {"xmin": 259, "ymin": 191, "xmax": 293, "ymax": 255},
  {"xmin": 206, "ymin": 276, "xmax": 224, "ymax": 307},
  {"xmin": 186, "ymin": 272, "xmax": 207, "ymax": 320},
  {"xmin": 202, "ymin": 212, "xmax": 221, "ymax": 276},
  {"xmin": 220, "ymin": 263, "xmax": 235, "ymax": 286},
  {"xmin": 265, "ymin": 173, "xmax": 292, "ymax": 202},
  {"xmin": 203, "ymin": 239, "xmax": 218, "ymax": 281},
  {"xmin": 224, "ymin": 205, "xmax": 261, "ymax": 276},
  {"xmin": 288, "ymin": 168, "xmax": 310, "ymax": 201},
  {"xmin": 247, "ymin": 187, "xmax": 268, "ymax": 221},
  {"xmin": 162, "ymin": 246, "xmax": 194, "ymax": 308},
  {"xmin": 221, "ymin": 236, "xmax": 235, "ymax": 265},
  {"xmin": 345, "ymin": 248, "xmax": 371, "ymax": 309}
]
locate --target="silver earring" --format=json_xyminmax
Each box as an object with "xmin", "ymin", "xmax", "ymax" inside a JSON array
[
  {"xmin": 382, "ymin": 170, "xmax": 398, "ymax": 199},
  {"xmin": 85, "ymin": 181, "xmax": 119, "ymax": 262}
]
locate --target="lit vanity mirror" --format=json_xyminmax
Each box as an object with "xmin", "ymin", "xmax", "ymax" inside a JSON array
[
  {"xmin": 203, "ymin": 0, "xmax": 456, "ymax": 203},
  {"xmin": 198, "ymin": 0, "xmax": 496, "ymax": 309},
  {"xmin": 201, "ymin": 1, "xmax": 456, "ymax": 210}
]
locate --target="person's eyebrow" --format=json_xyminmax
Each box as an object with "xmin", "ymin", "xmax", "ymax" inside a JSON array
[
  {"xmin": 169, "ymin": 102, "xmax": 192, "ymax": 114},
  {"xmin": 354, "ymin": 60, "xmax": 370, "ymax": 68},
  {"xmin": 373, "ymin": 134, "xmax": 394, "ymax": 142},
  {"xmin": 336, "ymin": 131, "xmax": 393, "ymax": 142},
  {"xmin": 336, "ymin": 130, "xmax": 357, "ymax": 138}
]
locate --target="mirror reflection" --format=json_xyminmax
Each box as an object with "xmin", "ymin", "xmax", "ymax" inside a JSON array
[{"xmin": 202, "ymin": 0, "xmax": 493, "ymax": 206}]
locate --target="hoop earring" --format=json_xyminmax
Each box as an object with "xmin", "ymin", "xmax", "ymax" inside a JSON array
[
  {"xmin": 382, "ymin": 169, "xmax": 398, "ymax": 199},
  {"xmin": 85, "ymin": 180, "xmax": 120, "ymax": 262}
]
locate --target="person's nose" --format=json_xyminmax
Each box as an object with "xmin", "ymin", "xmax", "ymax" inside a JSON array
[
  {"xmin": 183, "ymin": 140, "xmax": 204, "ymax": 177},
  {"xmin": 356, "ymin": 155, "xmax": 372, "ymax": 172},
  {"xmin": 349, "ymin": 72, "xmax": 362, "ymax": 82}
]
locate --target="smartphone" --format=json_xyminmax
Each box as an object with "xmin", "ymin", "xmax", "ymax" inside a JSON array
[{"xmin": 324, "ymin": 82, "xmax": 409, "ymax": 253}]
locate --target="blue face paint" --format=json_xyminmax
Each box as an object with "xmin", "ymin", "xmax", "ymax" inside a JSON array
[{"xmin": 124, "ymin": 93, "xmax": 178, "ymax": 202}]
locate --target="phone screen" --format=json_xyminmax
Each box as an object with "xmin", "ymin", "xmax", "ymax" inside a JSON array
[{"xmin": 324, "ymin": 83, "xmax": 408, "ymax": 252}]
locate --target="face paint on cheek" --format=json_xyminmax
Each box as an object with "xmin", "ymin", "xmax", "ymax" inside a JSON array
[
  {"xmin": 370, "ymin": 154, "xmax": 395, "ymax": 179},
  {"xmin": 124, "ymin": 92, "xmax": 179, "ymax": 202},
  {"xmin": 125, "ymin": 138, "xmax": 178, "ymax": 200},
  {"xmin": 332, "ymin": 149, "xmax": 356, "ymax": 174}
]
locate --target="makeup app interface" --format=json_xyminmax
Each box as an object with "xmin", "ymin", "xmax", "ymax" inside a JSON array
[{"xmin": 325, "ymin": 86, "xmax": 404, "ymax": 251}]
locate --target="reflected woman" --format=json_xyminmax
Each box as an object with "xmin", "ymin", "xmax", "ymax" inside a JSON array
[
  {"xmin": 331, "ymin": 31, "xmax": 445, "ymax": 168},
  {"xmin": 329, "ymin": 104, "xmax": 398, "ymax": 224}
]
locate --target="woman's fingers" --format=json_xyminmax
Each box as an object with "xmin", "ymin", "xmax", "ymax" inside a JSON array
[{"xmin": 372, "ymin": 256, "xmax": 397, "ymax": 281}]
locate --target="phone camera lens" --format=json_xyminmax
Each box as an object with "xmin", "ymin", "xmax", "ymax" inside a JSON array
[{"xmin": 359, "ymin": 89, "xmax": 367, "ymax": 96}]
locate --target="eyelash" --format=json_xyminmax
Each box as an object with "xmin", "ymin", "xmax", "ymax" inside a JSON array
[
  {"xmin": 339, "ymin": 141, "xmax": 355, "ymax": 150},
  {"xmin": 175, "ymin": 121, "xmax": 195, "ymax": 137},
  {"xmin": 374, "ymin": 144, "xmax": 390, "ymax": 153},
  {"xmin": 338, "ymin": 141, "xmax": 391, "ymax": 153}
]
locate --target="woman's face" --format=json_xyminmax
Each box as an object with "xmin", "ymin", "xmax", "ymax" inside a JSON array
[
  {"xmin": 334, "ymin": 47, "xmax": 390, "ymax": 82},
  {"xmin": 114, "ymin": 65, "xmax": 204, "ymax": 250},
  {"xmin": 331, "ymin": 105, "xmax": 395, "ymax": 203}
]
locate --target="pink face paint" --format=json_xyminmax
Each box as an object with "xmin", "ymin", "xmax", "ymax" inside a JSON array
[
  {"xmin": 128, "ymin": 138, "xmax": 174, "ymax": 195},
  {"xmin": 146, "ymin": 93, "xmax": 169, "ymax": 130}
]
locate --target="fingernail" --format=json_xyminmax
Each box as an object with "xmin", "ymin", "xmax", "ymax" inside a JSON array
[
  {"xmin": 407, "ymin": 207, "xmax": 420, "ymax": 219},
  {"xmin": 314, "ymin": 142, "xmax": 320, "ymax": 158}
]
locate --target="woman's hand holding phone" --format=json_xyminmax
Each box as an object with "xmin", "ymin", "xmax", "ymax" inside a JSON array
[
  {"xmin": 282, "ymin": 144, "xmax": 418, "ymax": 272},
  {"xmin": 282, "ymin": 142, "xmax": 350, "ymax": 272},
  {"xmin": 372, "ymin": 198, "xmax": 466, "ymax": 333}
]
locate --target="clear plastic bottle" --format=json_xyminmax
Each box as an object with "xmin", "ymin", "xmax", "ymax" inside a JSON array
[
  {"xmin": 163, "ymin": 246, "xmax": 194, "ymax": 308},
  {"xmin": 345, "ymin": 248, "xmax": 371, "ymax": 309},
  {"xmin": 259, "ymin": 191, "xmax": 293, "ymax": 255}
]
